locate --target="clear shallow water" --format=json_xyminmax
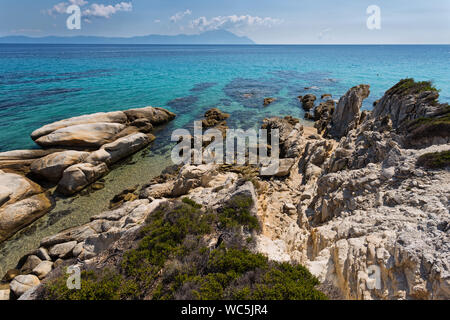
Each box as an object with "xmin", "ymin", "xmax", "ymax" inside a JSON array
[{"xmin": 0, "ymin": 44, "xmax": 449, "ymax": 276}]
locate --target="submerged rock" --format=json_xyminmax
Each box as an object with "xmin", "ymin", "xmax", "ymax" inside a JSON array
[
  {"xmin": 299, "ymin": 94, "xmax": 317, "ymax": 111},
  {"xmin": 263, "ymin": 97, "xmax": 276, "ymax": 106}
]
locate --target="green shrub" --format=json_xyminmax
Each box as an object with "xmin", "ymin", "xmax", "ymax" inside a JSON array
[
  {"xmin": 218, "ymin": 195, "xmax": 260, "ymax": 231},
  {"xmin": 44, "ymin": 270, "xmax": 138, "ymax": 300},
  {"xmin": 387, "ymin": 78, "xmax": 439, "ymax": 97},
  {"xmin": 417, "ymin": 150, "xmax": 450, "ymax": 169},
  {"xmin": 42, "ymin": 198, "xmax": 327, "ymax": 301}
]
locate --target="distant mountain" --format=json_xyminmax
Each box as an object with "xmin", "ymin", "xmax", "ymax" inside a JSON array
[{"xmin": 0, "ymin": 30, "xmax": 254, "ymax": 45}]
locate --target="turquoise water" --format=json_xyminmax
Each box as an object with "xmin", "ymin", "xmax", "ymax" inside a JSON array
[
  {"xmin": 0, "ymin": 44, "xmax": 449, "ymax": 152},
  {"xmin": 0, "ymin": 44, "xmax": 450, "ymax": 276}
]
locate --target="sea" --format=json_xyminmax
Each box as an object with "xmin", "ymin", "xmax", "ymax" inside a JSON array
[{"xmin": 0, "ymin": 44, "xmax": 449, "ymax": 275}]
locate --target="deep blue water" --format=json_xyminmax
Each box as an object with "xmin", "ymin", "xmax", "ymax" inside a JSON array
[{"xmin": 0, "ymin": 44, "xmax": 449, "ymax": 152}]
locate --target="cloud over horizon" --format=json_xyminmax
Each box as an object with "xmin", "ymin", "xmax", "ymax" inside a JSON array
[
  {"xmin": 45, "ymin": 0, "xmax": 132, "ymax": 19},
  {"xmin": 170, "ymin": 9, "xmax": 192, "ymax": 23},
  {"xmin": 189, "ymin": 15, "xmax": 283, "ymax": 33}
]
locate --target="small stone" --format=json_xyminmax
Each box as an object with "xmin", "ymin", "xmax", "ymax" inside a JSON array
[
  {"xmin": 49, "ymin": 241, "xmax": 77, "ymax": 259},
  {"xmin": 0, "ymin": 289, "xmax": 10, "ymax": 300},
  {"xmin": 35, "ymin": 247, "xmax": 51, "ymax": 261},
  {"xmin": 10, "ymin": 275, "xmax": 40, "ymax": 298},
  {"xmin": 32, "ymin": 261, "xmax": 53, "ymax": 279},
  {"xmin": 381, "ymin": 167, "xmax": 395, "ymax": 179},
  {"xmin": 72, "ymin": 242, "xmax": 84, "ymax": 257},
  {"xmin": 2, "ymin": 269, "xmax": 20, "ymax": 282},
  {"xmin": 53, "ymin": 258, "xmax": 65, "ymax": 269},
  {"xmin": 20, "ymin": 255, "xmax": 42, "ymax": 275},
  {"xmin": 91, "ymin": 182, "xmax": 105, "ymax": 190}
]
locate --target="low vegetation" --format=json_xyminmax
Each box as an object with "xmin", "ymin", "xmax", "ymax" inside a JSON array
[
  {"xmin": 405, "ymin": 105, "xmax": 450, "ymax": 142},
  {"xmin": 416, "ymin": 150, "xmax": 450, "ymax": 169},
  {"xmin": 386, "ymin": 78, "xmax": 439, "ymax": 97},
  {"xmin": 43, "ymin": 198, "xmax": 327, "ymax": 300}
]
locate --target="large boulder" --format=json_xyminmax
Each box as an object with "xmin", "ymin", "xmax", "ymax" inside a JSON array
[
  {"xmin": 0, "ymin": 149, "xmax": 64, "ymax": 175},
  {"xmin": 9, "ymin": 275, "xmax": 40, "ymax": 298},
  {"xmin": 31, "ymin": 111, "xmax": 128, "ymax": 141},
  {"xmin": 0, "ymin": 171, "xmax": 43, "ymax": 207},
  {"xmin": 123, "ymin": 107, "xmax": 176, "ymax": 125},
  {"xmin": 30, "ymin": 150, "xmax": 90, "ymax": 182},
  {"xmin": 57, "ymin": 163, "xmax": 108, "ymax": 195},
  {"xmin": 86, "ymin": 133, "xmax": 152, "ymax": 165},
  {"xmin": 34, "ymin": 122, "xmax": 126, "ymax": 149},
  {"xmin": 0, "ymin": 193, "xmax": 52, "ymax": 242},
  {"xmin": 261, "ymin": 117, "xmax": 304, "ymax": 158},
  {"xmin": 31, "ymin": 106, "xmax": 175, "ymax": 150},
  {"xmin": 329, "ymin": 85, "xmax": 370, "ymax": 138}
]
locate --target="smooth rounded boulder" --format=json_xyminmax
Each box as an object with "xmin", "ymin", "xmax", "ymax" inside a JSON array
[{"xmin": 30, "ymin": 150, "xmax": 90, "ymax": 182}]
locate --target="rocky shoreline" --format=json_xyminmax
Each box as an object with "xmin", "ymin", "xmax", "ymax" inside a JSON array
[
  {"xmin": 1, "ymin": 79, "xmax": 449, "ymax": 300},
  {"xmin": 0, "ymin": 106, "xmax": 175, "ymax": 244}
]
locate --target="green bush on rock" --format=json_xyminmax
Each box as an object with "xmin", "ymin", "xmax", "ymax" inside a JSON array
[{"xmin": 42, "ymin": 198, "xmax": 327, "ymax": 300}]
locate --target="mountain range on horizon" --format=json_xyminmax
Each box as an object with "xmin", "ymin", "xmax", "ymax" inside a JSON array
[{"xmin": 0, "ymin": 30, "xmax": 255, "ymax": 45}]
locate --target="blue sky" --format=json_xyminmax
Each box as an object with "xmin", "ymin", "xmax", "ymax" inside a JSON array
[{"xmin": 0, "ymin": 0, "xmax": 449, "ymax": 43}]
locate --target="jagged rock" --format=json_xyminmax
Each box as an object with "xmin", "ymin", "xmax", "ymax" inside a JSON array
[
  {"xmin": 140, "ymin": 181, "xmax": 174, "ymax": 199},
  {"xmin": 261, "ymin": 117, "xmax": 304, "ymax": 158},
  {"xmin": 32, "ymin": 261, "xmax": 53, "ymax": 279},
  {"xmin": 321, "ymin": 94, "xmax": 332, "ymax": 100},
  {"xmin": 329, "ymin": 85, "xmax": 370, "ymax": 138},
  {"xmin": 313, "ymin": 100, "xmax": 335, "ymax": 134},
  {"xmin": 30, "ymin": 150, "xmax": 90, "ymax": 182},
  {"xmin": 275, "ymin": 158, "xmax": 295, "ymax": 177},
  {"xmin": 373, "ymin": 79, "xmax": 444, "ymax": 128},
  {"xmin": 10, "ymin": 275, "xmax": 40, "ymax": 298},
  {"xmin": 57, "ymin": 162, "xmax": 108, "ymax": 195},
  {"xmin": 172, "ymin": 164, "xmax": 217, "ymax": 197},
  {"xmin": 48, "ymin": 241, "xmax": 77, "ymax": 259}
]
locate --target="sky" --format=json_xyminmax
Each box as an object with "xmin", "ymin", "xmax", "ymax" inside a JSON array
[{"xmin": 0, "ymin": 0, "xmax": 449, "ymax": 44}]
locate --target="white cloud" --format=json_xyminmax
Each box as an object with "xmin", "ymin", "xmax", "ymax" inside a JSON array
[
  {"xmin": 83, "ymin": 2, "xmax": 132, "ymax": 18},
  {"xmin": 70, "ymin": 0, "xmax": 88, "ymax": 6},
  {"xmin": 190, "ymin": 15, "xmax": 282, "ymax": 32},
  {"xmin": 170, "ymin": 9, "xmax": 192, "ymax": 23},
  {"xmin": 44, "ymin": 1, "xmax": 132, "ymax": 19},
  {"xmin": 154, "ymin": 19, "xmax": 161, "ymax": 23}
]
